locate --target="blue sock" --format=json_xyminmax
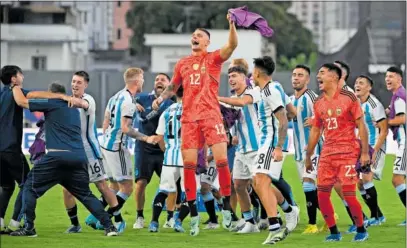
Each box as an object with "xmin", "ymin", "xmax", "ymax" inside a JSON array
[{"xmin": 242, "ymin": 210, "xmax": 255, "ymax": 224}]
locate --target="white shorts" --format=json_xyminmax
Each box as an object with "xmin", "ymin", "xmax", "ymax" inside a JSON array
[
  {"xmin": 101, "ymin": 148, "xmax": 133, "ymax": 181},
  {"xmin": 200, "ymin": 161, "xmax": 220, "ymax": 191},
  {"xmin": 254, "ymin": 146, "xmax": 287, "ymax": 180},
  {"xmin": 295, "ymin": 155, "xmax": 319, "ymax": 181},
  {"xmin": 393, "ymin": 145, "xmax": 406, "ymax": 176},
  {"xmin": 371, "ymin": 149, "xmax": 386, "ymax": 180},
  {"xmin": 233, "ymin": 151, "xmax": 257, "ymax": 180},
  {"xmin": 159, "ymin": 166, "xmax": 184, "ymax": 193},
  {"xmin": 88, "ymin": 158, "xmax": 108, "ymax": 183}
]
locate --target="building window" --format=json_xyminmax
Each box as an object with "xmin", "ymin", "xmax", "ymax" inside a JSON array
[
  {"xmin": 117, "ymin": 28, "xmax": 121, "ymax": 40},
  {"xmin": 312, "ymin": 12, "xmax": 319, "ymax": 24},
  {"xmin": 117, "ymin": 1, "xmax": 121, "ymax": 7},
  {"xmin": 32, "ymin": 56, "xmax": 47, "ymax": 71},
  {"xmin": 313, "ymin": 3, "xmax": 319, "ymax": 9},
  {"xmin": 52, "ymin": 13, "xmax": 65, "ymax": 24},
  {"xmin": 302, "ymin": 11, "xmax": 307, "ymax": 17},
  {"xmin": 301, "ymin": 2, "xmax": 307, "ymax": 9}
]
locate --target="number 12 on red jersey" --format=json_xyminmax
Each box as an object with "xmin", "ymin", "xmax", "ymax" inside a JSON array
[{"xmin": 190, "ymin": 73, "xmax": 200, "ymax": 85}]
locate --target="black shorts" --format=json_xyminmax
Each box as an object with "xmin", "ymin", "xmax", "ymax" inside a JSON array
[
  {"xmin": 0, "ymin": 151, "xmax": 30, "ymax": 188},
  {"xmin": 134, "ymin": 151, "xmax": 163, "ymax": 183}
]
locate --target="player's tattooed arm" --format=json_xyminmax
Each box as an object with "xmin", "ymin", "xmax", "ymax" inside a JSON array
[
  {"xmin": 102, "ymin": 111, "xmax": 110, "ymax": 134},
  {"xmin": 121, "ymin": 116, "xmax": 147, "ymax": 141},
  {"xmin": 220, "ymin": 14, "xmax": 238, "ymax": 61},
  {"xmin": 274, "ymin": 107, "xmax": 288, "ymax": 149},
  {"xmin": 218, "ymin": 95, "xmax": 253, "ymax": 107},
  {"xmin": 153, "ymin": 83, "xmax": 180, "ymax": 110}
]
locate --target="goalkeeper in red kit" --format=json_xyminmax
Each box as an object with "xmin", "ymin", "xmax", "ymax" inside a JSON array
[
  {"xmin": 305, "ymin": 63, "xmax": 370, "ymax": 242},
  {"xmin": 152, "ymin": 13, "xmax": 238, "ymax": 236}
]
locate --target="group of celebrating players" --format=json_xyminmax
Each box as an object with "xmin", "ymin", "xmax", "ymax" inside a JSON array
[{"xmin": 0, "ymin": 14, "xmax": 405, "ymax": 245}]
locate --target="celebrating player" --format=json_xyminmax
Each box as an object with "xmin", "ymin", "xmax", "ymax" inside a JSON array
[
  {"xmin": 385, "ymin": 66, "xmax": 406, "ymax": 225},
  {"xmin": 290, "ymin": 65, "xmax": 322, "ymax": 234},
  {"xmin": 334, "ymin": 60, "xmax": 354, "ymax": 93},
  {"xmin": 354, "ymin": 75, "xmax": 387, "ymax": 225},
  {"xmin": 152, "ymin": 13, "xmax": 238, "ymax": 236},
  {"xmin": 306, "ymin": 63, "xmax": 370, "ymax": 242}
]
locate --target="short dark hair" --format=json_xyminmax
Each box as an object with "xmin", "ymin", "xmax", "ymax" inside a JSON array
[
  {"xmin": 253, "ymin": 56, "xmax": 275, "ymax": 76},
  {"xmin": 334, "ymin": 60, "xmax": 350, "ymax": 81},
  {"xmin": 357, "ymin": 74, "xmax": 374, "ymax": 86},
  {"xmin": 196, "ymin": 28, "xmax": 210, "ymax": 39},
  {"xmin": 294, "ymin": 64, "xmax": 310, "ymax": 75},
  {"xmin": 320, "ymin": 63, "xmax": 342, "ymax": 80},
  {"xmin": 228, "ymin": 66, "xmax": 248, "ymax": 76},
  {"xmin": 74, "ymin": 71, "xmax": 90, "ymax": 83},
  {"xmin": 387, "ymin": 66, "xmax": 403, "ymax": 78},
  {"xmin": 176, "ymin": 85, "xmax": 183, "ymax": 98},
  {"xmin": 157, "ymin": 73, "xmax": 170, "ymax": 82},
  {"xmin": 48, "ymin": 82, "xmax": 66, "ymax": 94},
  {"xmin": 0, "ymin": 65, "xmax": 22, "ymax": 85}
]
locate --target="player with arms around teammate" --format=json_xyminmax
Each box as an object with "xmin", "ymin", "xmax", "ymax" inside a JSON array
[
  {"xmin": 290, "ymin": 65, "xmax": 322, "ymax": 234},
  {"xmin": 152, "ymin": 13, "xmax": 238, "ymax": 236},
  {"xmin": 354, "ymin": 75, "xmax": 387, "ymax": 225},
  {"xmin": 100, "ymin": 68, "xmax": 155, "ymax": 231},
  {"xmin": 306, "ymin": 64, "xmax": 370, "ymax": 242},
  {"xmin": 10, "ymin": 83, "xmax": 118, "ymax": 237},
  {"xmin": 385, "ymin": 66, "xmax": 406, "ymax": 225},
  {"xmin": 62, "ymin": 71, "xmax": 121, "ymax": 233},
  {"xmin": 147, "ymin": 86, "xmax": 183, "ymax": 232}
]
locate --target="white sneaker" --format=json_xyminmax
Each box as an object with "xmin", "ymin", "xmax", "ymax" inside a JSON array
[
  {"xmin": 163, "ymin": 218, "xmax": 175, "ymax": 228},
  {"xmin": 285, "ymin": 206, "xmax": 300, "ymax": 232},
  {"xmin": 204, "ymin": 222, "xmax": 220, "ymax": 229},
  {"xmin": 257, "ymin": 219, "xmax": 268, "ymax": 230},
  {"xmin": 221, "ymin": 210, "xmax": 232, "ymax": 230},
  {"xmin": 132, "ymin": 217, "xmax": 145, "ymax": 229},
  {"xmin": 189, "ymin": 216, "xmax": 200, "ymax": 236},
  {"xmin": 230, "ymin": 219, "xmax": 245, "ymax": 232},
  {"xmin": 237, "ymin": 222, "xmax": 260, "ymax": 234}
]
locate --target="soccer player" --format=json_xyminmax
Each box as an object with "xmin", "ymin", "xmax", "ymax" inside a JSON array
[
  {"xmin": 306, "ymin": 63, "xmax": 370, "ymax": 242},
  {"xmin": 10, "ymin": 83, "xmax": 118, "ymax": 237},
  {"xmin": 133, "ymin": 73, "xmax": 174, "ymax": 229},
  {"xmin": 334, "ymin": 60, "xmax": 354, "ymax": 93},
  {"xmin": 101, "ymin": 68, "xmax": 155, "ymax": 231},
  {"xmin": 147, "ymin": 86, "xmax": 183, "ymax": 232},
  {"xmin": 61, "ymin": 71, "xmax": 122, "ymax": 233},
  {"xmin": 354, "ymin": 75, "xmax": 387, "ymax": 225},
  {"xmin": 290, "ymin": 65, "xmax": 322, "ymax": 234},
  {"xmin": 152, "ymin": 14, "xmax": 238, "ymax": 236},
  {"xmin": 385, "ymin": 66, "xmax": 406, "ymax": 225},
  {"xmin": 0, "ymin": 66, "xmax": 70, "ymax": 234}
]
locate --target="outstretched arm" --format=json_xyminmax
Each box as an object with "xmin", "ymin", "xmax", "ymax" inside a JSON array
[
  {"xmin": 26, "ymin": 91, "xmax": 69, "ymax": 101},
  {"xmin": 220, "ymin": 14, "xmax": 238, "ymax": 61},
  {"xmin": 12, "ymin": 86, "xmax": 29, "ymax": 109},
  {"xmin": 218, "ymin": 95, "xmax": 253, "ymax": 107}
]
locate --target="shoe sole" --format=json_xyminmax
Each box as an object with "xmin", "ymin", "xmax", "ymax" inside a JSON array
[{"xmin": 106, "ymin": 232, "xmax": 118, "ymax": 236}]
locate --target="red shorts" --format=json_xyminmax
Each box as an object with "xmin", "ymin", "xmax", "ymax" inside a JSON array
[
  {"xmin": 317, "ymin": 152, "xmax": 359, "ymax": 186},
  {"xmin": 181, "ymin": 117, "xmax": 228, "ymax": 149}
]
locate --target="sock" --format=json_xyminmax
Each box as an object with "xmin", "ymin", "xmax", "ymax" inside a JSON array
[
  {"xmin": 107, "ymin": 204, "xmax": 123, "ymax": 222},
  {"xmin": 249, "ymin": 189, "xmax": 260, "ymax": 208},
  {"xmin": 188, "ymin": 200, "xmax": 198, "ymax": 217},
  {"xmin": 279, "ymin": 199, "xmax": 292, "ymax": 213},
  {"xmin": 178, "ymin": 200, "xmax": 190, "ymax": 222},
  {"xmin": 273, "ymin": 176, "xmax": 296, "ymax": 206},
  {"xmin": 152, "ymin": 192, "xmax": 168, "ymax": 222},
  {"xmin": 222, "ymin": 195, "xmax": 232, "ymax": 212},
  {"xmin": 0, "ymin": 218, "xmax": 4, "ymax": 229},
  {"xmin": 184, "ymin": 162, "xmax": 197, "ymax": 202},
  {"xmin": 202, "ymin": 192, "xmax": 217, "ymax": 223},
  {"xmin": 137, "ymin": 210, "xmax": 144, "ymax": 219},
  {"xmin": 363, "ymin": 182, "xmax": 379, "ymax": 219},
  {"xmin": 167, "ymin": 211, "xmax": 174, "ymax": 221},
  {"xmin": 343, "ymin": 200, "xmax": 355, "ymax": 225},
  {"xmin": 99, "ymin": 195, "xmax": 109, "ymax": 208},
  {"xmin": 216, "ymin": 159, "xmax": 232, "ymax": 197},
  {"xmin": 268, "ymin": 217, "xmax": 281, "ymax": 231},
  {"xmin": 260, "ymin": 201, "xmax": 267, "ymax": 219},
  {"xmin": 317, "ymin": 185, "xmax": 336, "ymax": 228},
  {"xmin": 66, "ymin": 205, "xmax": 79, "ymax": 226},
  {"xmin": 230, "ymin": 208, "xmax": 239, "ymax": 221},
  {"xmin": 343, "ymin": 184, "xmax": 365, "ymax": 230},
  {"xmin": 396, "ymin": 184, "xmax": 406, "ymax": 207},
  {"xmin": 242, "ymin": 211, "xmax": 255, "ymax": 224},
  {"xmin": 329, "ymin": 225, "xmax": 340, "ymax": 234},
  {"xmin": 303, "ymin": 182, "xmax": 318, "ymax": 225},
  {"xmin": 115, "ymin": 192, "xmax": 129, "ymax": 222},
  {"xmin": 216, "ymin": 197, "xmax": 224, "ymax": 210}
]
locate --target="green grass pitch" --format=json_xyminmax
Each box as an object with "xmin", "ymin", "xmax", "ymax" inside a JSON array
[{"xmin": 1, "ymin": 155, "xmax": 406, "ymax": 248}]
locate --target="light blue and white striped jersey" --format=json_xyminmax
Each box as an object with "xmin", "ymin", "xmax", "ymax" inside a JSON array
[
  {"xmin": 156, "ymin": 102, "xmax": 183, "ymax": 167},
  {"xmin": 102, "ymin": 89, "xmax": 136, "ymax": 151},
  {"xmin": 361, "ymin": 94, "xmax": 387, "ymax": 151},
  {"xmin": 232, "ymin": 86, "xmax": 261, "ymax": 153},
  {"xmin": 270, "ymin": 81, "xmax": 291, "ymax": 151},
  {"xmin": 342, "ymin": 83, "xmax": 355, "ymax": 93},
  {"xmin": 290, "ymin": 89, "xmax": 322, "ymax": 161},
  {"xmin": 394, "ymin": 97, "xmax": 406, "ymax": 146},
  {"xmin": 79, "ymin": 93, "xmax": 102, "ymax": 160},
  {"xmin": 258, "ymin": 82, "xmax": 285, "ymax": 148}
]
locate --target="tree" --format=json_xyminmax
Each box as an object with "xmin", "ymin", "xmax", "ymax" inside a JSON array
[
  {"xmin": 126, "ymin": 2, "xmax": 317, "ymax": 60},
  {"xmin": 279, "ymin": 52, "xmax": 318, "ymax": 71}
]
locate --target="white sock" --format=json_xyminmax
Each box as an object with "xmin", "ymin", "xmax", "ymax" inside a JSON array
[
  {"xmin": 0, "ymin": 218, "xmax": 4, "ymax": 229},
  {"xmin": 9, "ymin": 219, "xmax": 20, "ymax": 228}
]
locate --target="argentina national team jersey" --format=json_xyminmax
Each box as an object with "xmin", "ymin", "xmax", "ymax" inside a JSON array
[
  {"xmin": 342, "ymin": 83, "xmax": 355, "ymax": 93},
  {"xmin": 361, "ymin": 94, "xmax": 387, "ymax": 150},
  {"xmin": 270, "ymin": 81, "xmax": 291, "ymax": 151},
  {"xmin": 156, "ymin": 102, "xmax": 183, "ymax": 166},
  {"xmin": 79, "ymin": 93, "xmax": 103, "ymax": 160},
  {"xmin": 102, "ymin": 89, "xmax": 136, "ymax": 151},
  {"xmin": 394, "ymin": 97, "xmax": 406, "ymax": 146},
  {"xmin": 233, "ymin": 86, "xmax": 261, "ymax": 153},
  {"xmin": 291, "ymin": 89, "xmax": 322, "ymax": 161},
  {"xmin": 258, "ymin": 82, "xmax": 285, "ymax": 148}
]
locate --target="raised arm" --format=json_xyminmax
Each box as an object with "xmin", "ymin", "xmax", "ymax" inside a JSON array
[{"xmin": 220, "ymin": 14, "xmax": 238, "ymax": 61}]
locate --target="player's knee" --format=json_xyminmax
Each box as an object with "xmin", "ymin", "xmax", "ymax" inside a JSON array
[
  {"xmin": 392, "ymin": 174, "xmax": 404, "ymax": 187},
  {"xmin": 120, "ymin": 181, "xmax": 134, "ymax": 195},
  {"xmin": 357, "ymin": 180, "xmax": 364, "ymax": 191},
  {"xmin": 136, "ymin": 179, "xmax": 147, "ymax": 190},
  {"xmin": 95, "ymin": 181, "xmax": 109, "ymax": 193},
  {"xmin": 234, "ymin": 180, "xmax": 248, "ymax": 194}
]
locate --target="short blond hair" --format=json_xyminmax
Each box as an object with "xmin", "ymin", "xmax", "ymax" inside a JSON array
[
  {"xmin": 123, "ymin": 67, "xmax": 144, "ymax": 83},
  {"xmin": 231, "ymin": 59, "xmax": 249, "ymax": 72}
]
